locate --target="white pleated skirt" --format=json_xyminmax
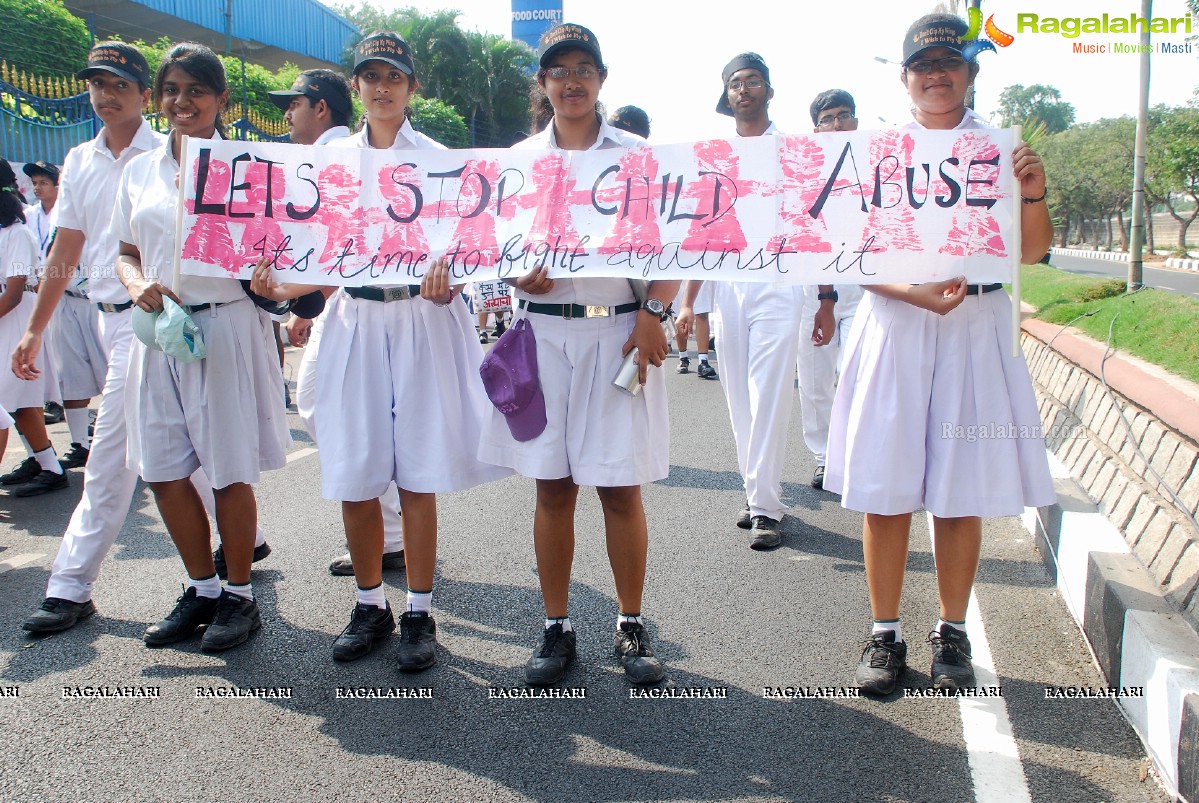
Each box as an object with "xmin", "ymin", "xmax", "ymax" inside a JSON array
[
  {"xmin": 825, "ymin": 289, "xmax": 1055, "ymax": 518},
  {"xmin": 313, "ymin": 292, "xmax": 511, "ymax": 501},
  {"xmin": 0, "ymin": 292, "xmax": 60, "ymax": 410},
  {"xmin": 477, "ymin": 310, "xmax": 670, "ymax": 487},
  {"xmin": 50, "ymin": 294, "xmax": 106, "ymax": 399},
  {"xmin": 125, "ymin": 297, "xmax": 289, "ymax": 487}
]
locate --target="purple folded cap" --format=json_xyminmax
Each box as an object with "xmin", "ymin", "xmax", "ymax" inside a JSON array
[{"xmin": 479, "ymin": 318, "xmax": 547, "ymax": 442}]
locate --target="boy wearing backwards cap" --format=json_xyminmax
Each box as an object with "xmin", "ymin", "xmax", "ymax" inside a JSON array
[
  {"xmin": 478, "ymin": 23, "xmax": 677, "ymax": 686},
  {"xmin": 13, "ymin": 41, "xmax": 270, "ymax": 634},
  {"xmin": 266, "ymin": 69, "xmax": 408, "ymax": 578}
]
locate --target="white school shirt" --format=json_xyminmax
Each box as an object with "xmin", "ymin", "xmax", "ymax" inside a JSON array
[
  {"xmin": 56, "ymin": 119, "xmax": 166, "ymax": 304},
  {"xmin": 111, "ymin": 133, "xmax": 244, "ymax": 306},
  {"xmin": 904, "ymin": 106, "xmax": 988, "ymax": 131},
  {"xmin": 328, "ymin": 117, "xmax": 447, "ymax": 152},
  {"xmin": 312, "ymin": 125, "xmax": 351, "ymax": 146},
  {"xmin": 0, "ymin": 221, "xmax": 39, "ymax": 292},
  {"xmin": 23, "ymin": 202, "xmax": 54, "ymax": 267},
  {"xmin": 510, "ymin": 117, "xmax": 642, "ymax": 307}
]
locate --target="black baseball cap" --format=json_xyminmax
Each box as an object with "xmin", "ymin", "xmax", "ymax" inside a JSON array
[
  {"xmin": 76, "ymin": 41, "xmax": 151, "ymax": 88},
  {"xmin": 902, "ymin": 15, "xmax": 969, "ymax": 66},
  {"xmin": 538, "ymin": 23, "xmax": 604, "ymax": 70},
  {"xmin": 268, "ymin": 72, "xmax": 351, "ymax": 116},
  {"xmin": 22, "ymin": 161, "xmax": 59, "ymax": 182},
  {"xmin": 717, "ymin": 53, "xmax": 770, "ymax": 117},
  {"xmin": 352, "ymin": 32, "xmax": 414, "ymax": 76}
]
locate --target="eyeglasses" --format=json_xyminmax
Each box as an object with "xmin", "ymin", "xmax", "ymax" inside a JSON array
[
  {"xmin": 817, "ymin": 111, "xmax": 856, "ymax": 128},
  {"xmin": 543, "ymin": 66, "xmax": 599, "ymax": 80},
  {"xmin": 905, "ymin": 56, "xmax": 968, "ymax": 74},
  {"xmin": 727, "ymin": 78, "xmax": 765, "ymax": 92}
]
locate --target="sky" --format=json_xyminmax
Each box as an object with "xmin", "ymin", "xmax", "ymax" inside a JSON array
[{"xmin": 323, "ymin": 0, "xmax": 1199, "ymax": 143}]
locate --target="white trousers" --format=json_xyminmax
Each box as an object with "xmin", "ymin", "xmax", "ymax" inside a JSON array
[
  {"xmin": 296, "ymin": 305, "xmax": 403, "ymax": 552},
  {"xmin": 796, "ymin": 285, "xmax": 863, "ymax": 466},
  {"xmin": 711, "ymin": 283, "xmax": 803, "ymax": 521},
  {"xmin": 45, "ymin": 309, "xmax": 266, "ymax": 603}
]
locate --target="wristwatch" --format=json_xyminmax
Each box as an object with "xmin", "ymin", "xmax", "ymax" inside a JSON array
[
  {"xmin": 817, "ymin": 290, "xmax": 838, "ymax": 302},
  {"xmin": 642, "ymin": 298, "xmax": 669, "ymax": 321}
]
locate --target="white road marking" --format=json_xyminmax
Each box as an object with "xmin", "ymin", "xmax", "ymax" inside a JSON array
[
  {"xmin": 286, "ymin": 446, "xmax": 318, "ymax": 464},
  {"xmin": 0, "ymin": 552, "xmax": 47, "ymax": 576},
  {"xmin": 927, "ymin": 514, "xmax": 1033, "ymax": 803}
]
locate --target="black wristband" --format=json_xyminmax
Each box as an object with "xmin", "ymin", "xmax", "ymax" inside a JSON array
[
  {"xmin": 1022, "ymin": 188, "xmax": 1048, "ymax": 204},
  {"xmin": 817, "ymin": 291, "xmax": 838, "ymax": 302}
]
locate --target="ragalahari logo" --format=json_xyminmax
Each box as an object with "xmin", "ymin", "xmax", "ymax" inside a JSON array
[{"xmin": 959, "ymin": 3, "xmax": 1016, "ymax": 58}]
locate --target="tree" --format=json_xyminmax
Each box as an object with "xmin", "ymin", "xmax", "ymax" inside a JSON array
[
  {"xmin": 1150, "ymin": 106, "xmax": 1199, "ymax": 253},
  {"xmin": 996, "ymin": 84, "xmax": 1076, "ymax": 134},
  {"xmin": 410, "ymin": 96, "xmax": 469, "ymax": 148},
  {"xmin": 0, "ymin": 0, "xmax": 90, "ymax": 78}
]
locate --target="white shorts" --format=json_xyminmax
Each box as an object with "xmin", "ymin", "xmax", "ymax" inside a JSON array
[
  {"xmin": 0, "ymin": 292, "xmax": 60, "ymax": 410},
  {"xmin": 0, "ymin": 403, "xmax": 12, "ymax": 429},
  {"xmin": 825, "ymin": 290, "xmax": 1055, "ymax": 518},
  {"xmin": 477, "ymin": 310, "xmax": 670, "ymax": 487},
  {"xmin": 50, "ymin": 294, "xmax": 106, "ymax": 400},
  {"xmin": 673, "ymin": 282, "xmax": 713, "ymax": 316},
  {"xmin": 313, "ymin": 292, "xmax": 511, "ymax": 501},
  {"xmin": 125, "ymin": 297, "xmax": 289, "ymax": 487}
]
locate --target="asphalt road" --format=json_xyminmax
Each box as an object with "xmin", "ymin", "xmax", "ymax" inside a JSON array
[
  {"xmin": 0, "ymin": 343, "xmax": 1169, "ymax": 803},
  {"xmin": 1048, "ymin": 253, "xmax": 1199, "ymax": 299}
]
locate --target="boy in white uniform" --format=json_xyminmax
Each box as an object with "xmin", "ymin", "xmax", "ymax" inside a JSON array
[{"xmin": 14, "ymin": 42, "xmax": 270, "ymax": 635}]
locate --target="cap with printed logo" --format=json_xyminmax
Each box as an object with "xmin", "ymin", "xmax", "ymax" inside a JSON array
[
  {"xmin": 902, "ymin": 16, "xmax": 969, "ymax": 66},
  {"xmin": 76, "ymin": 41, "xmax": 151, "ymax": 88},
  {"xmin": 22, "ymin": 161, "xmax": 59, "ymax": 183},
  {"xmin": 352, "ymin": 33, "xmax": 414, "ymax": 76},
  {"xmin": 268, "ymin": 72, "xmax": 352, "ymax": 116},
  {"xmin": 538, "ymin": 23, "xmax": 604, "ymax": 70}
]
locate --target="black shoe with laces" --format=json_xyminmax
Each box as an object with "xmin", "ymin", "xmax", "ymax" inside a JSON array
[
  {"xmin": 144, "ymin": 587, "xmax": 220, "ymax": 646},
  {"xmin": 333, "ymin": 602, "xmax": 396, "ymax": 661},
  {"xmin": 697, "ymin": 361, "xmax": 718, "ymax": 380},
  {"xmin": 328, "ymin": 549, "xmax": 405, "ymax": 576},
  {"xmin": 493, "ymin": 319, "xmax": 506, "ymax": 337},
  {"xmin": 676, "ymin": 356, "xmax": 691, "ymax": 374},
  {"xmin": 59, "ymin": 443, "xmax": 90, "ymax": 469},
  {"xmin": 396, "ymin": 611, "xmax": 437, "ymax": 672},
  {"xmin": 749, "ymin": 516, "xmax": 782, "ymax": 550},
  {"xmin": 43, "ymin": 401, "xmax": 64, "ymax": 425},
  {"xmin": 212, "ymin": 542, "xmax": 272, "ymax": 580},
  {"xmin": 0, "ymin": 457, "xmax": 41, "ymax": 486},
  {"xmin": 614, "ymin": 621, "xmax": 665, "ymax": 684},
  {"xmin": 811, "ymin": 465, "xmax": 825, "ymax": 490},
  {"xmin": 23, "ymin": 597, "xmax": 97, "ymax": 633},
  {"xmin": 854, "ymin": 631, "xmax": 908, "ymax": 695},
  {"xmin": 526, "ymin": 623, "xmax": 576, "ymax": 686},
  {"xmin": 200, "ymin": 591, "xmax": 262, "ymax": 651},
  {"xmin": 13, "ymin": 469, "xmax": 69, "ymax": 497},
  {"xmin": 930, "ymin": 624, "xmax": 976, "ymax": 690},
  {"xmin": 736, "ymin": 506, "xmax": 752, "ymax": 529}
]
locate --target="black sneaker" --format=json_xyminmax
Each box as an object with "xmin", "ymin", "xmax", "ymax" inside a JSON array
[
  {"xmin": 44, "ymin": 401, "xmax": 64, "ymax": 425},
  {"xmin": 493, "ymin": 319, "xmax": 506, "ymax": 337},
  {"xmin": 479, "ymin": 329, "xmax": 489, "ymax": 343},
  {"xmin": 930, "ymin": 624, "xmax": 976, "ymax": 690},
  {"xmin": 0, "ymin": 457, "xmax": 41, "ymax": 486},
  {"xmin": 697, "ymin": 361, "xmax": 718, "ymax": 380},
  {"xmin": 749, "ymin": 516, "xmax": 782, "ymax": 550},
  {"xmin": 854, "ymin": 631, "xmax": 908, "ymax": 695},
  {"xmin": 811, "ymin": 465, "xmax": 825, "ymax": 490},
  {"xmin": 736, "ymin": 506, "xmax": 752, "ymax": 529},
  {"xmin": 614, "ymin": 621, "xmax": 665, "ymax": 684},
  {"xmin": 200, "ymin": 591, "xmax": 262, "ymax": 652},
  {"xmin": 333, "ymin": 602, "xmax": 396, "ymax": 661},
  {"xmin": 676, "ymin": 356, "xmax": 691, "ymax": 374},
  {"xmin": 144, "ymin": 587, "xmax": 220, "ymax": 646},
  {"xmin": 526, "ymin": 623, "xmax": 576, "ymax": 686},
  {"xmin": 396, "ymin": 611, "xmax": 437, "ymax": 672},
  {"xmin": 212, "ymin": 542, "xmax": 272, "ymax": 580},
  {"xmin": 328, "ymin": 549, "xmax": 405, "ymax": 576},
  {"xmin": 59, "ymin": 443, "xmax": 90, "ymax": 469},
  {"xmin": 13, "ymin": 469, "xmax": 69, "ymax": 497},
  {"xmin": 23, "ymin": 597, "xmax": 97, "ymax": 633}
]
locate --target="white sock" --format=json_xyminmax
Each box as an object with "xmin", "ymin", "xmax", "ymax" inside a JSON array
[
  {"xmin": 65, "ymin": 408, "xmax": 91, "ymax": 447},
  {"xmin": 33, "ymin": 446, "xmax": 63, "ymax": 475},
  {"xmin": 546, "ymin": 616, "xmax": 573, "ymax": 632},
  {"xmin": 873, "ymin": 619, "xmax": 901, "ymax": 642},
  {"xmin": 357, "ymin": 582, "xmax": 387, "ymax": 608},
  {"xmin": 618, "ymin": 613, "xmax": 644, "ymax": 628},
  {"xmin": 937, "ymin": 619, "xmax": 966, "ymax": 636},
  {"xmin": 679, "ymin": 349, "xmax": 691, "ymax": 360},
  {"xmin": 189, "ymin": 574, "xmax": 222, "ymax": 599},
  {"xmin": 223, "ymin": 582, "xmax": 253, "ymax": 601},
  {"xmin": 406, "ymin": 589, "xmax": 432, "ymax": 614},
  {"xmin": 698, "ymin": 353, "xmax": 710, "ymax": 363}
]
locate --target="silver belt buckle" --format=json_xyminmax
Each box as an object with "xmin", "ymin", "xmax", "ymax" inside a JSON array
[
  {"xmin": 584, "ymin": 305, "xmax": 610, "ymax": 318},
  {"xmin": 383, "ymin": 286, "xmax": 411, "ymax": 302}
]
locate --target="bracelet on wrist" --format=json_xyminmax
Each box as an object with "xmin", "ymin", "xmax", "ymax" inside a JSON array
[{"xmin": 1022, "ymin": 188, "xmax": 1048, "ymax": 204}]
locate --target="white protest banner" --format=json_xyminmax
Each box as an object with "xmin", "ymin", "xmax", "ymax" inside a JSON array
[{"xmin": 178, "ymin": 127, "xmax": 1018, "ymax": 288}]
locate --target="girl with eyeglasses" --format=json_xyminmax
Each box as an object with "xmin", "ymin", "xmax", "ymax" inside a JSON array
[{"xmin": 825, "ymin": 12, "xmax": 1055, "ymax": 695}]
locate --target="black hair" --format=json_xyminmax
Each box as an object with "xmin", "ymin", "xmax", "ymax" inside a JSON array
[
  {"xmin": 529, "ymin": 84, "xmax": 554, "ymax": 134},
  {"xmin": 0, "ymin": 161, "xmax": 26, "ymax": 227},
  {"xmin": 809, "ymin": 89, "xmax": 856, "ymax": 125},
  {"xmin": 299, "ymin": 68, "xmax": 355, "ymax": 128},
  {"xmin": 609, "ymin": 105, "xmax": 650, "ymax": 139},
  {"xmin": 153, "ymin": 42, "xmax": 228, "ymax": 137}
]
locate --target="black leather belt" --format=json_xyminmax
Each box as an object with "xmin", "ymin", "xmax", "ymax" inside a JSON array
[
  {"xmin": 65, "ymin": 290, "xmax": 88, "ymax": 300},
  {"xmin": 965, "ymin": 283, "xmax": 1004, "ymax": 295},
  {"xmin": 518, "ymin": 300, "xmax": 641, "ymax": 319},
  {"xmin": 96, "ymin": 300, "xmax": 134, "ymax": 313},
  {"xmin": 345, "ymin": 285, "xmax": 422, "ymax": 302}
]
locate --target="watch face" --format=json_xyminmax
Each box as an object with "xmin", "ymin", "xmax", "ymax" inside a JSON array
[{"xmin": 645, "ymin": 299, "xmax": 665, "ymax": 315}]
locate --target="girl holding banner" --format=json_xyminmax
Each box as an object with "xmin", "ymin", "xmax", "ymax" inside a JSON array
[
  {"xmin": 253, "ymin": 32, "xmax": 509, "ymax": 669},
  {"xmin": 825, "ymin": 13, "xmax": 1055, "ymax": 695},
  {"xmin": 113, "ymin": 43, "xmax": 288, "ymax": 651}
]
